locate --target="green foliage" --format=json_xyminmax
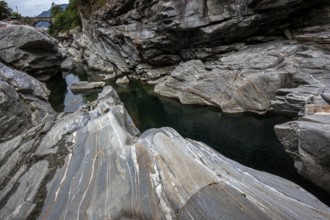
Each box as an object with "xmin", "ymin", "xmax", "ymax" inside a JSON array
[
  {"xmin": 10, "ymin": 11, "xmax": 21, "ymax": 19},
  {"xmin": 0, "ymin": 1, "xmax": 12, "ymax": 20},
  {"xmin": 51, "ymin": 2, "xmax": 63, "ymax": 17},
  {"xmin": 49, "ymin": 0, "xmax": 81, "ymax": 36}
]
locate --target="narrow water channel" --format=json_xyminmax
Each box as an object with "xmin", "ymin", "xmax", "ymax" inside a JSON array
[{"xmin": 46, "ymin": 69, "xmax": 330, "ymax": 206}]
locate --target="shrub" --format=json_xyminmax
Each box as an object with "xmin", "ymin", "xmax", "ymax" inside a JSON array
[
  {"xmin": 0, "ymin": 1, "xmax": 12, "ymax": 20},
  {"xmin": 49, "ymin": 0, "xmax": 81, "ymax": 36}
]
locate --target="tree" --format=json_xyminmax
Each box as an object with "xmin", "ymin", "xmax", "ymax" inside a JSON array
[
  {"xmin": 49, "ymin": 0, "xmax": 81, "ymax": 36},
  {"xmin": 0, "ymin": 1, "xmax": 12, "ymax": 20},
  {"xmin": 51, "ymin": 2, "xmax": 63, "ymax": 17},
  {"xmin": 10, "ymin": 11, "xmax": 21, "ymax": 19}
]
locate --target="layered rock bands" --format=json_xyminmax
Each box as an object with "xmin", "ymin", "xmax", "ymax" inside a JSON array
[
  {"xmin": 61, "ymin": 0, "xmax": 330, "ymax": 114},
  {"xmin": 0, "ymin": 22, "xmax": 62, "ymax": 81},
  {"xmin": 0, "ymin": 63, "xmax": 329, "ymax": 219},
  {"xmin": 61, "ymin": 0, "xmax": 330, "ymax": 191}
]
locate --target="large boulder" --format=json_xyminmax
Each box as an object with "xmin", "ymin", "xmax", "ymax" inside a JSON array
[
  {"xmin": 275, "ymin": 105, "xmax": 330, "ymax": 192},
  {"xmin": 154, "ymin": 42, "xmax": 330, "ymax": 113},
  {"xmin": 0, "ymin": 22, "xmax": 62, "ymax": 81},
  {"xmin": 0, "ymin": 86, "xmax": 329, "ymax": 219},
  {"xmin": 0, "ymin": 62, "xmax": 55, "ymax": 141}
]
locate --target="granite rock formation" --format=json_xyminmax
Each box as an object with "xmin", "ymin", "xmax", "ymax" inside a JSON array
[
  {"xmin": 275, "ymin": 105, "xmax": 330, "ymax": 193},
  {"xmin": 64, "ymin": 0, "xmax": 330, "ymax": 114},
  {"xmin": 0, "ymin": 62, "xmax": 55, "ymax": 141},
  {"xmin": 155, "ymin": 42, "xmax": 330, "ymax": 113},
  {"xmin": 69, "ymin": 0, "xmax": 330, "ymax": 187},
  {"xmin": 0, "ymin": 22, "xmax": 62, "ymax": 81},
  {"xmin": 0, "ymin": 70, "xmax": 329, "ymax": 218}
]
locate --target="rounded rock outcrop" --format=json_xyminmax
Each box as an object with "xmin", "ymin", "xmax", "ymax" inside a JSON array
[{"xmin": 0, "ymin": 22, "xmax": 62, "ymax": 81}]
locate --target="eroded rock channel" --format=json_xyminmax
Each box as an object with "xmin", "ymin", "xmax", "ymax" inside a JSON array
[
  {"xmin": 1, "ymin": 63, "xmax": 329, "ymax": 218},
  {"xmin": 1, "ymin": 0, "xmax": 330, "ymax": 218}
]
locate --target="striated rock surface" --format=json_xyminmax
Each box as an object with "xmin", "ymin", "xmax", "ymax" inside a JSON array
[
  {"xmin": 0, "ymin": 82, "xmax": 329, "ymax": 219},
  {"xmin": 75, "ymin": 0, "xmax": 328, "ymax": 73},
  {"xmin": 275, "ymin": 105, "xmax": 330, "ymax": 192},
  {"xmin": 67, "ymin": 0, "xmax": 330, "ymax": 114},
  {"xmin": 0, "ymin": 22, "xmax": 62, "ymax": 81},
  {"xmin": 0, "ymin": 62, "xmax": 55, "ymax": 141},
  {"xmin": 61, "ymin": 57, "xmax": 76, "ymax": 70},
  {"xmin": 155, "ymin": 42, "xmax": 330, "ymax": 113}
]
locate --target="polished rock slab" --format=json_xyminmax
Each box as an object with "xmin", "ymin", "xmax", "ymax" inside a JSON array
[{"xmin": 1, "ymin": 86, "xmax": 329, "ymax": 219}]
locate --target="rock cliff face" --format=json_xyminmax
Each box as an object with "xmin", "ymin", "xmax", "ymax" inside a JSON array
[
  {"xmin": 68, "ymin": 0, "xmax": 330, "ymax": 114},
  {"xmin": 155, "ymin": 43, "xmax": 330, "ymax": 113},
  {"xmin": 68, "ymin": 0, "xmax": 330, "ymax": 191},
  {"xmin": 0, "ymin": 69, "xmax": 329, "ymax": 218},
  {"xmin": 275, "ymin": 105, "xmax": 330, "ymax": 192},
  {"xmin": 1, "ymin": 1, "xmax": 330, "ymax": 218},
  {"xmin": 0, "ymin": 22, "xmax": 62, "ymax": 81}
]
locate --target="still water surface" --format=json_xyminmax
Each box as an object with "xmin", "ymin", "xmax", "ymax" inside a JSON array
[{"xmin": 46, "ymin": 70, "xmax": 330, "ymax": 205}]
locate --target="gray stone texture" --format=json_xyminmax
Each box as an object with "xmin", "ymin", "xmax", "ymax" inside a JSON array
[
  {"xmin": 0, "ymin": 22, "xmax": 62, "ymax": 80},
  {"xmin": 0, "ymin": 82, "xmax": 329, "ymax": 219},
  {"xmin": 69, "ymin": 0, "xmax": 330, "ymax": 114},
  {"xmin": 275, "ymin": 106, "xmax": 330, "ymax": 192},
  {"xmin": 0, "ymin": 62, "xmax": 55, "ymax": 141}
]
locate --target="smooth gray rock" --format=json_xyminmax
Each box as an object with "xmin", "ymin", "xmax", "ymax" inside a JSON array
[
  {"xmin": 70, "ymin": 81, "xmax": 105, "ymax": 91},
  {"xmin": 321, "ymin": 91, "xmax": 330, "ymax": 104},
  {"xmin": 0, "ymin": 86, "xmax": 329, "ymax": 219},
  {"xmin": 275, "ymin": 108, "xmax": 330, "ymax": 192},
  {"xmin": 0, "ymin": 22, "xmax": 62, "ymax": 80},
  {"xmin": 154, "ymin": 42, "xmax": 330, "ymax": 113}
]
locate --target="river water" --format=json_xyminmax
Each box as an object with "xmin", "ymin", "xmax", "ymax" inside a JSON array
[{"xmin": 46, "ymin": 69, "xmax": 330, "ymax": 205}]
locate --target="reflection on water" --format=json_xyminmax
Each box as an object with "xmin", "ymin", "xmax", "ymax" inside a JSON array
[
  {"xmin": 114, "ymin": 82, "xmax": 293, "ymax": 175},
  {"xmin": 47, "ymin": 72, "xmax": 99, "ymax": 112},
  {"xmin": 47, "ymin": 71, "xmax": 330, "ymax": 205},
  {"xmin": 112, "ymin": 82, "xmax": 330, "ymax": 206}
]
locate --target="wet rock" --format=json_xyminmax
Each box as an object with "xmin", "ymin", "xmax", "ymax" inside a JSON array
[
  {"xmin": 0, "ymin": 86, "xmax": 329, "ymax": 219},
  {"xmin": 275, "ymin": 105, "xmax": 330, "ymax": 192},
  {"xmin": 0, "ymin": 22, "xmax": 62, "ymax": 80},
  {"xmin": 70, "ymin": 81, "xmax": 105, "ymax": 91}
]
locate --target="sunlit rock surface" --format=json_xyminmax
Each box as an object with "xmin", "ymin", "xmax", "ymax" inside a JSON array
[{"xmin": 0, "ymin": 83, "xmax": 329, "ymax": 219}]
